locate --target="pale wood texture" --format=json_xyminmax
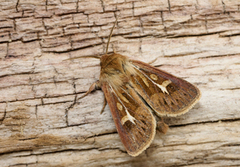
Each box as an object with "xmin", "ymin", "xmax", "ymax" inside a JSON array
[{"xmin": 0, "ymin": 0, "xmax": 240, "ymax": 166}]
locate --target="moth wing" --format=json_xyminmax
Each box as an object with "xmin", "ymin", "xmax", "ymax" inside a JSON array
[
  {"xmin": 101, "ymin": 82, "xmax": 156, "ymax": 157},
  {"xmin": 130, "ymin": 60, "xmax": 201, "ymax": 117}
]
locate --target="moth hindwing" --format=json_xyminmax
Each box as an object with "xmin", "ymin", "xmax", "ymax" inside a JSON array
[{"xmin": 79, "ymin": 19, "xmax": 201, "ymax": 157}]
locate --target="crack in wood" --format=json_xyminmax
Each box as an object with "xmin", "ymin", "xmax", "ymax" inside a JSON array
[
  {"xmin": 168, "ymin": 0, "xmax": 171, "ymax": 13},
  {"xmin": 65, "ymin": 95, "xmax": 77, "ymax": 126},
  {"xmin": 169, "ymin": 118, "xmax": 240, "ymax": 128},
  {"xmin": 197, "ymin": 53, "xmax": 240, "ymax": 59},
  {"xmin": 100, "ymin": 0, "xmax": 105, "ymax": 12},
  {"xmin": 0, "ymin": 106, "xmax": 7, "ymax": 123}
]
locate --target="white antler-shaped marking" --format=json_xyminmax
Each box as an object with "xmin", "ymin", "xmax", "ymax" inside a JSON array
[
  {"xmin": 121, "ymin": 108, "xmax": 136, "ymax": 125},
  {"xmin": 155, "ymin": 80, "xmax": 172, "ymax": 94}
]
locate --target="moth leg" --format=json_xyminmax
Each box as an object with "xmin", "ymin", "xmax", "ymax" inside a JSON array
[
  {"xmin": 78, "ymin": 81, "xmax": 100, "ymax": 100},
  {"xmin": 157, "ymin": 118, "xmax": 169, "ymax": 134},
  {"xmin": 100, "ymin": 97, "xmax": 107, "ymax": 114}
]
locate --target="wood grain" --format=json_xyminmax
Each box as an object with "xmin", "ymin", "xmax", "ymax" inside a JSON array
[{"xmin": 0, "ymin": 0, "xmax": 240, "ymax": 166}]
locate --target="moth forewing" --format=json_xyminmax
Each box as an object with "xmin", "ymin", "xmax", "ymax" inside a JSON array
[
  {"xmin": 130, "ymin": 60, "xmax": 201, "ymax": 117},
  {"xmin": 101, "ymin": 80, "xmax": 156, "ymax": 157}
]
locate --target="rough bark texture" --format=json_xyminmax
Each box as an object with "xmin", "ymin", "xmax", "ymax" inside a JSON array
[{"xmin": 0, "ymin": 0, "xmax": 240, "ymax": 166}]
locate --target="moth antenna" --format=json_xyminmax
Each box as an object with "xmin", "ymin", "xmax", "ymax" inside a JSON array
[{"xmin": 106, "ymin": 17, "xmax": 118, "ymax": 54}]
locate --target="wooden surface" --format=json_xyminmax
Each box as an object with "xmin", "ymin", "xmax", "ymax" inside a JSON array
[{"xmin": 0, "ymin": 0, "xmax": 240, "ymax": 166}]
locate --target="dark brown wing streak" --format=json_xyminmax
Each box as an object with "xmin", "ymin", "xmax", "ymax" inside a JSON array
[
  {"xmin": 101, "ymin": 82, "xmax": 156, "ymax": 157},
  {"xmin": 130, "ymin": 60, "xmax": 201, "ymax": 117}
]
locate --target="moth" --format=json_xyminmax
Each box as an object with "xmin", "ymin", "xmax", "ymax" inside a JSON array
[{"xmin": 78, "ymin": 19, "xmax": 201, "ymax": 156}]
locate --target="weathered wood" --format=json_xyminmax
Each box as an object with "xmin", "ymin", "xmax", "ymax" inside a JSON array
[{"xmin": 0, "ymin": 0, "xmax": 240, "ymax": 166}]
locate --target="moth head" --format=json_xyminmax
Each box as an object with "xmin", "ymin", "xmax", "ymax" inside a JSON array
[
  {"xmin": 100, "ymin": 53, "xmax": 126, "ymax": 68},
  {"xmin": 99, "ymin": 53, "xmax": 110, "ymax": 68}
]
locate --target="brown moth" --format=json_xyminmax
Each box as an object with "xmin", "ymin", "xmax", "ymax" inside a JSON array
[{"xmin": 79, "ymin": 19, "xmax": 201, "ymax": 156}]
